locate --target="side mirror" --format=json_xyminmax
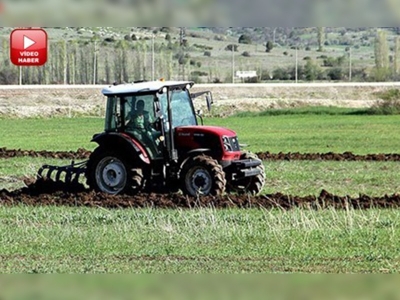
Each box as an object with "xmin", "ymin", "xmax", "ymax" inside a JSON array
[{"xmin": 206, "ymin": 93, "xmax": 213, "ymax": 111}]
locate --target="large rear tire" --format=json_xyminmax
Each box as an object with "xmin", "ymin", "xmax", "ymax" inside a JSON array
[
  {"xmin": 228, "ymin": 151, "xmax": 265, "ymax": 195},
  {"xmin": 86, "ymin": 147, "xmax": 144, "ymax": 195},
  {"xmin": 181, "ymin": 155, "xmax": 226, "ymax": 197}
]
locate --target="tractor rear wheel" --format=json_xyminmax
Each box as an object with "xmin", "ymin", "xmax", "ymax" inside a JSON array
[
  {"xmin": 228, "ymin": 151, "xmax": 265, "ymax": 195},
  {"xmin": 181, "ymin": 155, "xmax": 226, "ymax": 197},
  {"xmin": 86, "ymin": 147, "xmax": 143, "ymax": 195}
]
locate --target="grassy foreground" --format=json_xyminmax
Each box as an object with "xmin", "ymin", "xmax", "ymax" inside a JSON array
[{"xmin": 0, "ymin": 206, "xmax": 399, "ymax": 273}]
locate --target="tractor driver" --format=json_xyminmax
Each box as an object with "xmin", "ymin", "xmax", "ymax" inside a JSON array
[
  {"xmin": 128, "ymin": 99, "xmax": 151, "ymax": 131},
  {"xmin": 127, "ymin": 99, "xmax": 161, "ymax": 156}
]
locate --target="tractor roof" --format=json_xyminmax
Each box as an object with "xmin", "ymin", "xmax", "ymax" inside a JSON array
[{"xmin": 102, "ymin": 80, "xmax": 194, "ymax": 96}]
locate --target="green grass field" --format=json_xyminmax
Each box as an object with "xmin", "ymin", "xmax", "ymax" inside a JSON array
[
  {"xmin": 2, "ymin": 112, "xmax": 400, "ymax": 154},
  {"xmin": 1, "ymin": 111, "xmax": 400, "ymax": 273}
]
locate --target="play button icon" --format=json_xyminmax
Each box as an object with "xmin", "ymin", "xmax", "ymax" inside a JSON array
[
  {"xmin": 23, "ymin": 35, "xmax": 36, "ymax": 50},
  {"xmin": 10, "ymin": 28, "xmax": 48, "ymax": 66}
]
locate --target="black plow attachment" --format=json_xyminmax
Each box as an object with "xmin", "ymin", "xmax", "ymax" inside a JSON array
[{"xmin": 37, "ymin": 160, "xmax": 88, "ymax": 187}]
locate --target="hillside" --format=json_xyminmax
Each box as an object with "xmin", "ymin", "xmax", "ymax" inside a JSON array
[{"xmin": 0, "ymin": 27, "xmax": 398, "ymax": 84}]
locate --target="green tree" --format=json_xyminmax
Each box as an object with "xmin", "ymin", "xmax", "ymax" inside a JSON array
[
  {"xmin": 265, "ymin": 41, "xmax": 274, "ymax": 53},
  {"xmin": 304, "ymin": 59, "xmax": 321, "ymax": 81},
  {"xmin": 394, "ymin": 36, "xmax": 400, "ymax": 75},
  {"xmin": 374, "ymin": 30, "xmax": 390, "ymax": 81}
]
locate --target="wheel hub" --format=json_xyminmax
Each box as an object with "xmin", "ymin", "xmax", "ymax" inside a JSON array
[
  {"xmin": 96, "ymin": 157, "xmax": 127, "ymax": 194},
  {"xmin": 103, "ymin": 163, "xmax": 125, "ymax": 188},
  {"xmin": 191, "ymin": 169, "xmax": 211, "ymax": 194}
]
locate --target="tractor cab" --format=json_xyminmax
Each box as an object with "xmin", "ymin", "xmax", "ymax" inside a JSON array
[{"xmin": 102, "ymin": 81, "xmax": 206, "ymax": 160}]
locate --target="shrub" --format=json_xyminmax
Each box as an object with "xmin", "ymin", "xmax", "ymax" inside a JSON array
[
  {"xmin": 214, "ymin": 35, "xmax": 225, "ymax": 41},
  {"xmin": 369, "ymin": 89, "xmax": 400, "ymax": 115},
  {"xmin": 272, "ymin": 67, "xmax": 290, "ymax": 80},
  {"xmin": 0, "ymin": 68, "xmax": 18, "ymax": 84},
  {"xmin": 326, "ymin": 67, "xmax": 344, "ymax": 80},
  {"xmin": 191, "ymin": 70, "xmax": 208, "ymax": 76},
  {"xmin": 242, "ymin": 51, "xmax": 251, "ymax": 57},
  {"xmin": 225, "ymin": 44, "xmax": 238, "ymax": 52},
  {"xmin": 260, "ymin": 69, "xmax": 271, "ymax": 81},
  {"xmin": 193, "ymin": 44, "xmax": 213, "ymax": 50},
  {"xmin": 265, "ymin": 41, "xmax": 274, "ymax": 52},
  {"xmin": 204, "ymin": 51, "xmax": 211, "ymax": 57},
  {"xmin": 238, "ymin": 34, "xmax": 252, "ymax": 44},
  {"xmin": 244, "ymin": 77, "xmax": 259, "ymax": 83},
  {"xmin": 104, "ymin": 37, "xmax": 115, "ymax": 43}
]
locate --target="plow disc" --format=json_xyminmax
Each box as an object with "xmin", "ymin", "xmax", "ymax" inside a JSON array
[{"xmin": 37, "ymin": 160, "xmax": 88, "ymax": 188}]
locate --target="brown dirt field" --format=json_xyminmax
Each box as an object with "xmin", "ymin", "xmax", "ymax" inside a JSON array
[
  {"xmin": 1, "ymin": 178, "xmax": 399, "ymax": 210},
  {"xmin": 1, "ymin": 148, "xmax": 400, "ymax": 210},
  {"xmin": 2, "ymin": 147, "xmax": 400, "ymax": 162}
]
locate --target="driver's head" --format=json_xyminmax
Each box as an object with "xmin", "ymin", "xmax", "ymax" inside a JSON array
[{"xmin": 136, "ymin": 99, "xmax": 145, "ymax": 113}]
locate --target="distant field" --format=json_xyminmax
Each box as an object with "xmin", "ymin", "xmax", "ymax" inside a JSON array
[
  {"xmin": 2, "ymin": 113, "xmax": 400, "ymax": 154},
  {"xmin": 1, "ymin": 82, "xmax": 398, "ymax": 118}
]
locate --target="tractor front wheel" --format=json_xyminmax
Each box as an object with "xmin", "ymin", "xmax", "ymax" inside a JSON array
[
  {"xmin": 86, "ymin": 148, "xmax": 143, "ymax": 195},
  {"xmin": 181, "ymin": 155, "xmax": 226, "ymax": 197}
]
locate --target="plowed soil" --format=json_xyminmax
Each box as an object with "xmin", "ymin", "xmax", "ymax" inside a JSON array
[
  {"xmin": 2, "ymin": 147, "xmax": 400, "ymax": 161},
  {"xmin": 2, "ymin": 148, "xmax": 400, "ymax": 209},
  {"xmin": 0, "ymin": 178, "xmax": 399, "ymax": 210}
]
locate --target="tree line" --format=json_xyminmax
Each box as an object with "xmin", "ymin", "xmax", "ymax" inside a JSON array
[{"xmin": 0, "ymin": 29, "xmax": 399, "ymax": 84}]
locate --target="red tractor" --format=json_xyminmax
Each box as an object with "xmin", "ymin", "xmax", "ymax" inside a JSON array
[{"xmin": 40, "ymin": 80, "xmax": 265, "ymax": 197}]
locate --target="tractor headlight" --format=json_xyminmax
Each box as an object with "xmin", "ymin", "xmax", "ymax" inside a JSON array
[{"xmin": 222, "ymin": 136, "xmax": 233, "ymax": 152}]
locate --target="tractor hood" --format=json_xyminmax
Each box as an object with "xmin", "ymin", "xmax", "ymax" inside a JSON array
[
  {"xmin": 174, "ymin": 125, "xmax": 241, "ymax": 159},
  {"xmin": 175, "ymin": 125, "xmax": 237, "ymax": 138}
]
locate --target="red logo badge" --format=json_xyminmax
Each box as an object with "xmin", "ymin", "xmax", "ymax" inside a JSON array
[{"xmin": 10, "ymin": 28, "xmax": 48, "ymax": 66}]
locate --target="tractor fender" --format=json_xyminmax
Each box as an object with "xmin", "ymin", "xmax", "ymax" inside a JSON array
[
  {"xmin": 91, "ymin": 132, "xmax": 150, "ymax": 164},
  {"xmin": 180, "ymin": 148, "xmax": 212, "ymax": 168}
]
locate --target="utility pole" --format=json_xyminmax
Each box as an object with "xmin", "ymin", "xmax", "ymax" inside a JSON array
[
  {"xmin": 93, "ymin": 40, "xmax": 97, "ymax": 85},
  {"xmin": 295, "ymin": 46, "xmax": 298, "ymax": 83},
  {"xmin": 151, "ymin": 34, "xmax": 155, "ymax": 81},
  {"xmin": 273, "ymin": 27, "xmax": 278, "ymax": 45},
  {"xmin": 179, "ymin": 27, "xmax": 186, "ymax": 80},
  {"xmin": 232, "ymin": 44, "xmax": 235, "ymax": 83}
]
